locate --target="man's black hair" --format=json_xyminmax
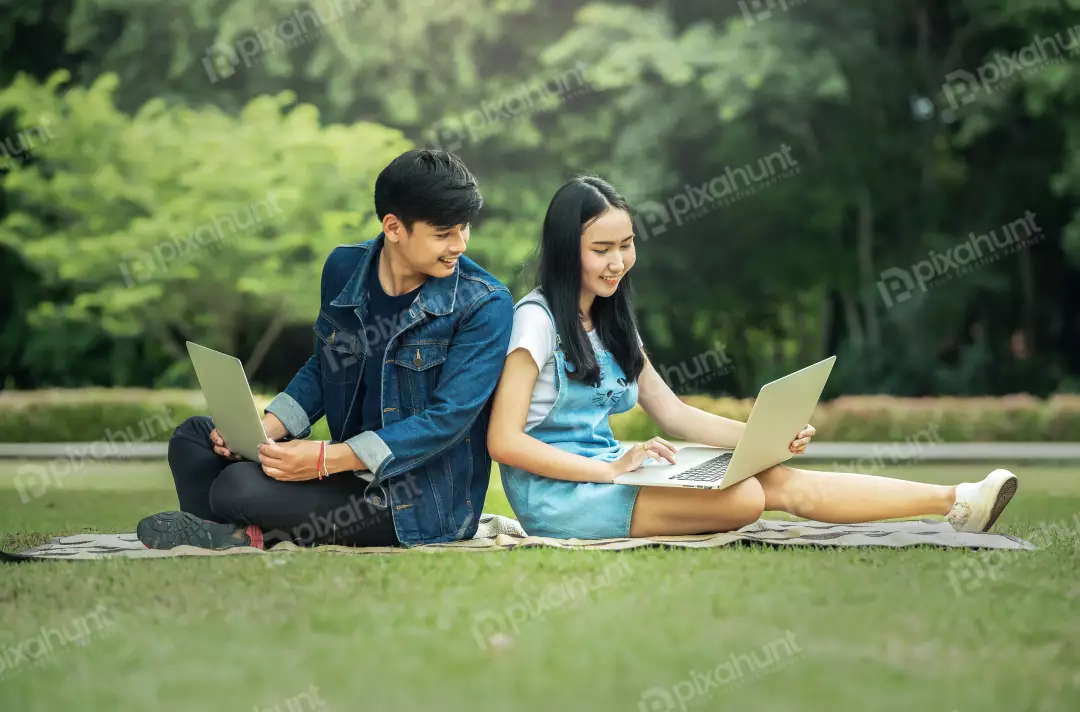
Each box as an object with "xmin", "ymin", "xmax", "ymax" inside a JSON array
[{"xmin": 374, "ymin": 149, "xmax": 483, "ymax": 232}]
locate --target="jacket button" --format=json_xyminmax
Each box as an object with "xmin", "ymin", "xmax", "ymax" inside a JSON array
[{"xmin": 371, "ymin": 495, "xmax": 382, "ymax": 507}]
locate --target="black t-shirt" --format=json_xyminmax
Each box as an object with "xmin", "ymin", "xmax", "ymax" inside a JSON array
[{"xmin": 359, "ymin": 248, "xmax": 422, "ymax": 433}]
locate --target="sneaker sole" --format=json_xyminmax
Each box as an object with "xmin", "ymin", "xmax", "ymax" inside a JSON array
[
  {"xmin": 136, "ymin": 511, "xmax": 250, "ymax": 550},
  {"xmin": 981, "ymin": 471, "xmax": 1018, "ymax": 532}
]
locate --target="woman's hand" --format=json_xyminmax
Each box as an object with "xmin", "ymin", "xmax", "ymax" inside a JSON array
[
  {"xmin": 257, "ymin": 440, "xmax": 324, "ymax": 481},
  {"xmin": 209, "ymin": 428, "xmax": 244, "ymax": 461},
  {"xmin": 789, "ymin": 424, "xmax": 815, "ymax": 455},
  {"xmin": 608, "ymin": 437, "xmax": 679, "ymax": 479}
]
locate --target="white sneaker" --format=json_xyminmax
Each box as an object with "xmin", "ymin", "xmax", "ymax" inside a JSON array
[{"xmin": 946, "ymin": 469, "xmax": 1019, "ymax": 533}]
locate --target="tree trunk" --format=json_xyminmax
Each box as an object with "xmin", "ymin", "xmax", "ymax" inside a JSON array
[
  {"xmin": 1018, "ymin": 248, "xmax": 1036, "ymax": 357},
  {"xmin": 246, "ymin": 312, "xmax": 287, "ymax": 380},
  {"xmin": 819, "ymin": 289, "xmax": 833, "ymax": 360},
  {"xmin": 153, "ymin": 321, "xmax": 186, "ymax": 363},
  {"xmin": 856, "ymin": 187, "xmax": 881, "ymax": 349},
  {"xmin": 843, "ymin": 295, "xmax": 865, "ymax": 350}
]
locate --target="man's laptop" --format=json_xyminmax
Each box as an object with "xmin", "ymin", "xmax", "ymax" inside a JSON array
[
  {"xmin": 186, "ymin": 341, "xmax": 271, "ymax": 462},
  {"xmin": 615, "ymin": 356, "xmax": 836, "ymax": 490}
]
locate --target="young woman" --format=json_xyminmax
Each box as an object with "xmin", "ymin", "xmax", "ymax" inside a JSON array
[{"xmin": 486, "ymin": 176, "xmax": 1018, "ymax": 539}]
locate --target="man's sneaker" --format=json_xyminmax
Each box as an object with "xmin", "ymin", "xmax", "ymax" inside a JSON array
[
  {"xmin": 137, "ymin": 511, "xmax": 263, "ymax": 550},
  {"xmin": 946, "ymin": 469, "xmax": 1019, "ymax": 533}
]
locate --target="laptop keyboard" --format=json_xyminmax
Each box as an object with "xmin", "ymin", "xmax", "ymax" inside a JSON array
[{"xmin": 669, "ymin": 452, "xmax": 733, "ymax": 483}]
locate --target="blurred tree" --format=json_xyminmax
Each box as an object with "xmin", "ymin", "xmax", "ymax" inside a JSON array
[
  {"xmin": 0, "ymin": 0, "xmax": 1077, "ymax": 396},
  {"xmin": 0, "ymin": 69, "xmax": 409, "ymax": 385}
]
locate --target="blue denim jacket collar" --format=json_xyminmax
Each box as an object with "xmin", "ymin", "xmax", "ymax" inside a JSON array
[{"xmin": 328, "ymin": 233, "xmax": 458, "ymax": 316}]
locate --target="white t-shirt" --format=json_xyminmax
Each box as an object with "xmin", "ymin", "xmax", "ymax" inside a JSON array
[{"xmin": 506, "ymin": 294, "xmax": 643, "ymax": 431}]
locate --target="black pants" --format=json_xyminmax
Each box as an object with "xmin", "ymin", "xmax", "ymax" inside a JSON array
[{"xmin": 167, "ymin": 416, "xmax": 398, "ymax": 547}]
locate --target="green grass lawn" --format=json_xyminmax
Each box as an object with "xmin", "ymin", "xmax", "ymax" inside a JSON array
[{"xmin": 1, "ymin": 461, "xmax": 1079, "ymax": 712}]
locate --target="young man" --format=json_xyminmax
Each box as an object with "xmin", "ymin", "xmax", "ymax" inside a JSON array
[{"xmin": 138, "ymin": 150, "xmax": 513, "ymax": 549}]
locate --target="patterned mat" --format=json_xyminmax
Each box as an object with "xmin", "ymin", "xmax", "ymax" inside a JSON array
[{"xmin": 6, "ymin": 515, "xmax": 1035, "ymax": 560}]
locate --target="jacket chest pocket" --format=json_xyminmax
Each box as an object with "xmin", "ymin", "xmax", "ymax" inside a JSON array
[
  {"xmin": 315, "ymin": 314, "xmax": 364, "ymax": 385},
  {"xmin": 393, "ymin": 343, "xmax": 448, "ymax": 414}
]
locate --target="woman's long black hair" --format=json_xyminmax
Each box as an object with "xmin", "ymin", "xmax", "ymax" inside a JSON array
[{"xmin": 536, "ymin": 176, "xmax": 645, "ymax": 388}]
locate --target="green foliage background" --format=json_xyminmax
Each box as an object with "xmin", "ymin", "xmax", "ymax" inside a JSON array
[{"xmin": 1, "ymin": 0, "xmax": 1078, "ymax": 397}]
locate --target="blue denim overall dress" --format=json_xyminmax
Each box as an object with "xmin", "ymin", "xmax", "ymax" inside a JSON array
[{"xmin": 499, "ymin": 291, "xmax": 642, "ymax": 538}]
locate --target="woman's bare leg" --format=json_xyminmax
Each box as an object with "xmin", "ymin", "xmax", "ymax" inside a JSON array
[
  {"xmin": 629, "ymin": 477, "xmax": 766, "ymax": 536},
  {"xmin": 754, "ymin": 464, "xmax": 955, "ymax": 522}
]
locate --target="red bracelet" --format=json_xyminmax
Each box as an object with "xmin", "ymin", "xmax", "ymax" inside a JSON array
[{"xmin": 316, "ymin": 440, "xmax": 326, "ymax": 480}]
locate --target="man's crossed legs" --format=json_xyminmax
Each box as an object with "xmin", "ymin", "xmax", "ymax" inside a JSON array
[{"xmin": 137, "ymin": 416, "xmax": 398, "ymax": 550}]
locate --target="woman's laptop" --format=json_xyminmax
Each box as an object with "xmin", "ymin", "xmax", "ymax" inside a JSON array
[
  {"xmin": 614, "ymin": 356, "xmax": 836, "ymax": 490},
  {"xmin": 186, "ymin": 341, "xmax": 272, "ymax": 461}
]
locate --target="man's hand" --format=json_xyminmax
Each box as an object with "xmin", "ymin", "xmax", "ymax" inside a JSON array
[
  {"xmin": 210, "ymin": 428, "xmax": 243, "ymax": 461},
  {"xmin": 212, "ymin": 412, "xmax": 289, "ymax": 462},
  {"xmin": 789, "ymin": 424, "xmax": 816, "ymax": 455},
  {"xmin": 257, "ymin": 440, "xmax": 323, "ymax": 481}
]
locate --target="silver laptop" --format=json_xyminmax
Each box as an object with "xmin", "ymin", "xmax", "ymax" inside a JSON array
[
  {"xmin": 186, "ymin": 341, "xmax": 270, "ymax": 461},
  {"xmin": 615, "ymin": 356, "xmax": 836, "ymax": 490}
]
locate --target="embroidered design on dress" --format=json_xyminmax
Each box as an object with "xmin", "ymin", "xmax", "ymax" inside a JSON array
[
  {"xmin": 592, "ymin": 378, "xmax": 630, "ymax": 408},
  {"xmin": 592, "ymin": 389, "xmax": 624, "ymax": 407}
]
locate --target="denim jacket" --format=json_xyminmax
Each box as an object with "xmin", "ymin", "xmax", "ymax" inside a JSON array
[{"xmin": 264, "ymin": 234, "xmax": 513, "ymax": 546}]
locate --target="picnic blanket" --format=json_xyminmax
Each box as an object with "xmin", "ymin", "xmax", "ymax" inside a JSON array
[{"xmin": 8, "ymin": 515, "xmax": 1035, "ymax": 561}]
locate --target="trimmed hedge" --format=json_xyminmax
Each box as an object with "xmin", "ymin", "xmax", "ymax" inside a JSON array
[
  {"xmin": 610, "ymin": 394, "xmax": 1080, "ymax": 443},
  {"xmin": 0, "ymin": 389, "xmax": 331, "ymax": 444},
  {"xmin": 1, "ymin": 389, "xmax": 1078, "ymax": 443}
]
